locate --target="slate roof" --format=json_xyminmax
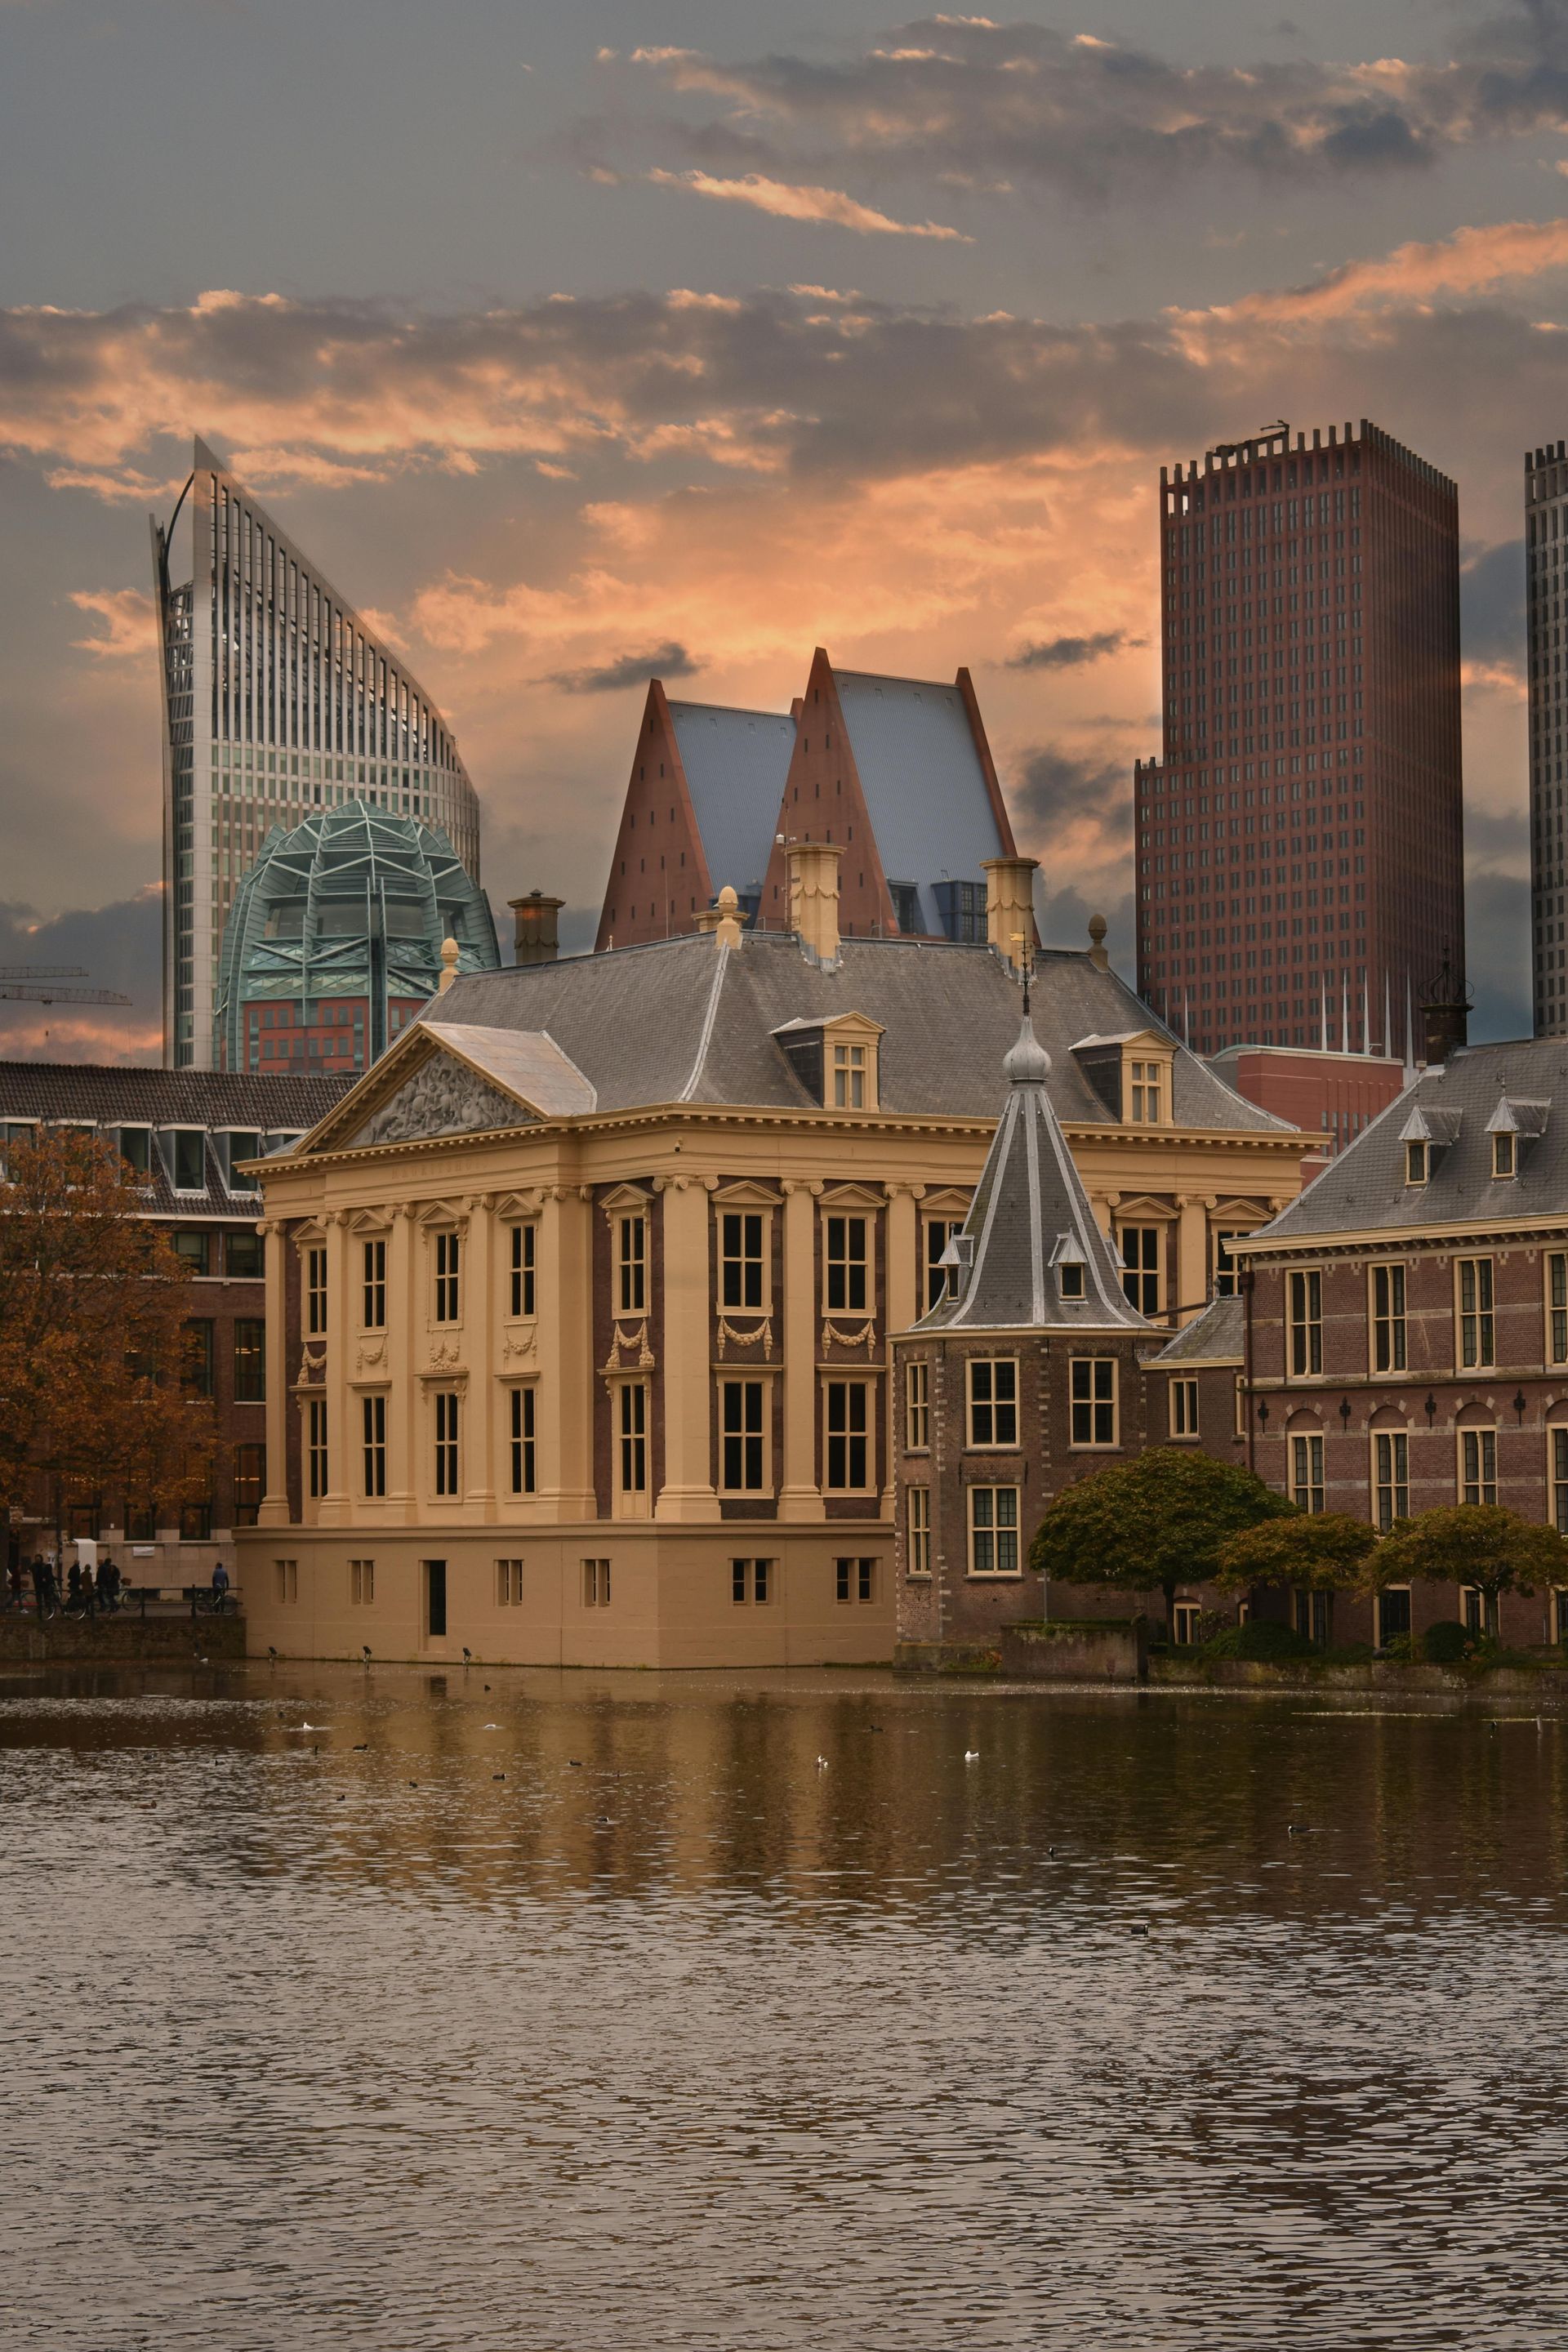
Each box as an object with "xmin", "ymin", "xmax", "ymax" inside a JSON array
[
  {"xmin": 914, "ymin": 1012, "xmax": 1152, "ymax": 1333},
  {"xmin": 1248, "ymin": 1037, "xmax": 1568, "ymax": 1242},
  {"xmin": 426, "ymin": 932, "xmax": 1290, "ymax": 1129},
  {"xmin": 1146, "ymin": 1294, "xmax": 1245, "ymax": 1366},
  {"xmin": 835, "ymin": 670, "xmax": 1005, "ymax": 937},
  {"xmin": 667, "ymin": 701, "xmax": 797, "ymax": 900},
  {"xmin": 0, "ymin": 1061, "xmax": 350, "ymax": 1218},
  {"xmin": 416, "ymin": 1023, "xmax": 599, "ymax": 1120}
]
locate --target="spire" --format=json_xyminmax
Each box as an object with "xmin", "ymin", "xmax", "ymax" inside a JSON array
[{"xmin": 917, "ymin": 1009, "xmax": 1151, "ymax": 1334}]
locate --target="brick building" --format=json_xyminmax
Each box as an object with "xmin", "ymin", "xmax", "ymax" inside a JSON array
[
  {"xmin": 1135, "ymin": 418, "xmax": 1464, "ymax": 1060},
  {"xmin": 1209, "ymin": 1042, "xmax": 1408, "ymax": 1160},
  {"xmin": 597, "ymin": 651, "xmax": 1024, "ymax": 953},
  {"xmin": 0, "ymin": 1064, "xmax": 348, "ymax": 1584}
]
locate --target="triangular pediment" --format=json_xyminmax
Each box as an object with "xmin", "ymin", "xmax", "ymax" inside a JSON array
[
  {"xmin": 293, "ymin": 1021, "xmax": 597, "ymax": 1155},
  {"xmin": 350, "ymin": 1046, "xmax": 534, "ymax": 1147}
]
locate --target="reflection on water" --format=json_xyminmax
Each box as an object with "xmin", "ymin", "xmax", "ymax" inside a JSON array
[{"xmin": 2, "ymin": 1664, "xmax": 1566, "ymax": 2350}]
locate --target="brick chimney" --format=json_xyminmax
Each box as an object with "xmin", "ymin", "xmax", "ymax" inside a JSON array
[
  {"xmin": 785, "ymin": 841, "xmax": 842, "ymax": 963},
  {"xmin": 509, "ymin": 891, "xmax": 564, "ymax": 965},
  {"xmin": 982, "ymin": 856, "xmax": 1039, "ymax": 973}
]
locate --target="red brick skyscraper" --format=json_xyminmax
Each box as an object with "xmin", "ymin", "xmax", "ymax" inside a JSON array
[{"xmin": 1134, "ymin": 420, "xmax": 1463, "ymax": 1058}]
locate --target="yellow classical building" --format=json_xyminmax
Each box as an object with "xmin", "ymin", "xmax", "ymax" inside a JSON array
[{"xmin": 241, "ymin": 852, "xmax": 1313, "ymax": 1666}]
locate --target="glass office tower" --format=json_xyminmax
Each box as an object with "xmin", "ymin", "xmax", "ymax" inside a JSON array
[{"xmin": 152, "ymin": 437, "xmax": 482, "ymax": 1067}]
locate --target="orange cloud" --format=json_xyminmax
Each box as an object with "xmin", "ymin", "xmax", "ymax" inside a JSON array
[
  {"xmin": 1218, "ymin": 216, "xmax": 1568, "ymax": 323},
  {"xmin": 67, "ymin": 587, "xmax": 155, "ymax": 659}
]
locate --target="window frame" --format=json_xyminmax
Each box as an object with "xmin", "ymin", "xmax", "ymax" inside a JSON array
[
  {"xmin": 823, "ymin": 1212, "xmax": 871, "ymax": 1316},
  {"xmin": 1068, "ymin": 1356, "xmax": 1118, "ymax": 1449},
  {"xmin": 967, "ymin": 1356, "xmax": 1019, "ymax": 1450},
  {"xmin": 1372, "ymin": 1429, "xmax": 1409, "ymax": 1531},
  {"xmin": 719, "ymin": 1376, "xmax": 768, "ymax": 1493},
  {"xmin": 497, "ymin": 1557, "xmax": 524, "ymax": 1607},
  {"xmin": 906, "ymin": 1483, "xmax": 931, "ymax": 1577},
  {"xmin": 1370, "ymin": 1262, "xmax": 1406, "ymax": 1374},
  {"xmin": 1553, "ymin": 1426, "xmax": 1568, "ymax": 1535},
  {"xmin": 1456, "ymin": 1257, "xmax": 1494, "ymax": 1370},
  {"xmin": 433, "ymin": 1229, "xmax": 461, "ymax": 1325},
  {"xmin": 1548, "ymin": 1252, "xmax": 1568, "ymax": 1367},
  {"xmin": 617, "ymin": 1214, "xmax": 647, "ymax": 1315},
  {"xmin": 304, "ymin": 1243, "xmax": 327, "ymax": 1337},
  {"xmin": 1116, "ymin": 1223, "xmax": 1163, "ymax": 1317},
  {"xmin": 508, "ymin": 1222, "xmax": 537, "ymax": 1320},
  {"xmin": 1290, "ymin": 1431, "xmax": 1325, "ymax": 1513},
  {"xmin": 306, "ymin": 1396, "xmax": 328, "ymax": 1500},
  {"xmin": 361, "ymin": 1391, "xmax": 386, "ymax": 1498},
  {"xmin": 361, "ymin": 1236, "xmax": 386, "ymax": 1330},
  {"xmin": 434, "ymin": 1388, "xmax": 461, "ymax": 1499},
  {"xmin": 904, "ymin": 1358, "xmax": 930, "ymax": 1453},
  {"xmin": 730, "ymin": 1557, "xmax": 774, "ymax": 1606},
  {"xmin": 350, "ymin": 1557, "xmax": 375, "ymax": 1606},
  {"xmin": 719, "ymin": 1209, "xmax": 766, "ymax": 1312},
  {"xmin": 1459, "ymin": 1425, "xmax": 1498, "ymax": 1507},
  {"xmin": 831, "ymin": 1040, "xmax": 866, "ymax": 1111},
  {"xmin": 509, "ymin": 1384, "xmax": 537, "ymax": 1496},
  {"xmin": 1287, "ymin": 1268, "xmax": 1323, "ymax": 1379},
  {"xmin": 1169, "ymin": 1376, "xmax": 1200, "ymax": 1439},
  {"xmin": 967, "ymin": 1485, "xmax": 1021, "ymax": 1578},
  {"xmin": 615, "ymin": 1378, "xmax": 649, "ymax": 1510},
  {"xmin": 824, "ymin": 1379, "xmax": 872, "ymax": 1491}
]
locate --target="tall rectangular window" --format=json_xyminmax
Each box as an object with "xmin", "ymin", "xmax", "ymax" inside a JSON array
[
  {"xmin": 1129, "ymin": 1059, "xmax": 1162, "ymax": 1123},
  {"xmin": 305, "ymin": 1245, "xmax": 327, "ymax": 1336},
  {"xmin": 906, "ymin": 1484, "xmax": 931, "ymax": 1575},
  {"xmin": 834, "ymin": 1557, "xmax": 878, "ymax": 1602},
  {"xmin": 1550, "ymin": 1254, "xmax": 1568, "ymax": 1365},
  {"xmin": 1374, "ymin": 1432, "xmax": 1408, "ymax": 1530},
  {"xmin": 1288, "ymin": 1270, "xmax": 1322, "ymax": 1376},
  {"xmin": 307, "ymin": 1397, "xmax": 328, "ymax": 1499},
  {"xmin": 509, "ymin": 1223, "xmax": 537, "ymax": 1318},
  {"xmin": 824, "ymin": 1215, "xmax": 868, "ymax": 1314},
  {"xmin": 362, "ymin": 1239, "xmax": 386, "ymax": 1329},
  {"xmin": 1460, "ymin": 1428, "xmax": 1497, "ymax": 1506},
  {"xmin": 434, "ymin": 1390, "xmax": 460, "ymax": 1496},
  {"xmin": 362, "ymin": 1393, "xmax": 386, "ymax": 1497},
  {"xmin": 1119, "ymin": 1226, "xmax": 1161, "ymax": 1316},
  {"xmin": 425, "ymin": 1559, "xmax": 447, "ymax": 1637},
  {"xmin": 618, "ymin": 1215, "xmax": 646, "ymax": 1313},
  {"xmin": 510, "ymin": 1387, "xmax": 536, "ymax": 1495},
  {"xmin": 1555, "ymin": 1428, "xmax": 1568, "ymax": 1535},
  {"xmin": 968, "ymin": 1358, "xmax": 1018, "ymax": 1448},
  {"xmin": 1291, "ymin": 1433, "xmax": 1325, "ymax": 1512},
  {"xmin": 497, "ymin": 1558, "xmax": 523, "ymax": 1606},
  {"xmin": 180, "ymin": 1319, "xmax": 215, "ymax": 1398},
  {"xmin": 1214, "ymin": 1232, "xmax": 1245, "ymax": 1297},
  {"xmin": 618, "ymin": 1382, "xmax": 648, "ymax": 1496},
  {"xmin": 233, "ymin": 1442, "xmax": 265, "ymax": 1527},
  {"xmin": 434, "ymin": 1232, "xmax": 461, "ymax": 1324},
  {"xmin": 1069, "ymin": 1357, "xmax": 1117, "ymax": 1447},
  {"xmin": 1169, "ymin": 1377, "xmax": 1200, "ymax": 1437},
  {"xmin": 582, "ymin": 1557, "xmax": 611, "ymax": 1608},
  {"xmin": 720, "ymin": 1379, "xmax": 765, "ymax": 1491},
  {"xmin": 1458, "ymin": 1259, "xmax": 1494, "ymax": 1369},
  {"xmin": 825, "ymin": 1380, "xmax": 870, "ymax": 1489},
  {"xmin": 832, "ymin": 1042, "xmax": 866, "ymax": 1108},
  {"xmin": 274, "ymin": 1559, "xmax": 298, "ymax": 1605},
  {"xmin": 968, "ymin": 1486, "xmax": 1020, "ymax": 1576},
  {"xmin": 234, "ymin": 1316, "xmax": 265, "ymax": 1402},
  {"xmin": 1371, "ymin": 1264, "xmax": 1406, "ymax": 1372},
  {"xmin": 350, "ymin": 1558, "xmax": 375, "ymax": 1606},
  {"xmin": 720, "ymin": 1211, "xmax": 765, "ymax": 1309},
  {"xmin": 905, "ymin": 1359, "xmax": 929, "ymax": 1451}
]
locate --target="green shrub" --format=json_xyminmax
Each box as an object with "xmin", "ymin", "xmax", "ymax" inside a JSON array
[
  {"xmin": 1321, "ymin": 1642, "xmax": 1377, "ymax": 1665},
  {"xmin": 1421, "ymin": 1619, "xmax": 1474, "ymax": 1665},
  {"xmin": 1202, "ymin": 1618, "xmax": 1316, "ymax": 1662}
]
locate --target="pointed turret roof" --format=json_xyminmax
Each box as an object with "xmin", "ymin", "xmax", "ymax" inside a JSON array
[{"xmin": 915, "ymin": 1004, "xmax": 1153, "ymax": 1334}]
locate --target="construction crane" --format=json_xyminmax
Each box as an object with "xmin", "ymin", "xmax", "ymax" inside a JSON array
[{"xmin": 0, "ymin": 964, "xmax": 131, "ymax": 1006}]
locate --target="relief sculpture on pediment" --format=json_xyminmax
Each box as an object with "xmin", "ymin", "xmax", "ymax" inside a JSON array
[{"xmin": 351, "ymin": 1053, "xmax": 532, "ymax": 1147}]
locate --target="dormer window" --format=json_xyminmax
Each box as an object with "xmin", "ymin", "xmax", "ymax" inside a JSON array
[
  {"xmin": 1493, "ymin": 1132, "xmax": 1516, "ymax": 1179},
  {"xmin": 1129, "ymin": 1060, "xmax": 1162, "ymax": 1124},
  {"xmin": 832, "ymin": 1042, "xmax": 866, "ymax": 1109},
  {"xmin": 1060, "ymin": 1262, "xmax": 1085, "ymax": 1300},
  {"xmin": 1406, "ymin": 1140, "xmax": 1428, "ymax": 1186},
  {"xmin": 1486, "ymin": 1097, "xmax": 1548, "ymax": 1178}
]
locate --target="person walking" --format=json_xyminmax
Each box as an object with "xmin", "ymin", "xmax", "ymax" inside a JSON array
[
  {"xmin": 65, "ymin": 1561, "xmax": 82, "ymax": 1615},
  {"xmin": 80, "ymin": 1560, "xmax": 96, "ymax": 1620},
  {"xmin": 211, "ymin": 1560, "xmax": 231, "ymax": 1615},
  {"xmin": 98, "ymin": 1556, "xmax": 119, "ymax": 1614}
]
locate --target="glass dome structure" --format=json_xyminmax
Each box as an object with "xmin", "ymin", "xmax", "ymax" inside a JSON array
[{"xmin": 216, "ymin": 802, "xmax": 500, "ymax": 1072}]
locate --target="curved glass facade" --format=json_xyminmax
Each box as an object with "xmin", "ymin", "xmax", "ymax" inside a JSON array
[
  {"xmin": 154, "ymin": 438, "xmax": 482, "ymax": 1067},
  {"xmin": 216, "ymin": 803, "xmax": 499, "ymax": 1076}
]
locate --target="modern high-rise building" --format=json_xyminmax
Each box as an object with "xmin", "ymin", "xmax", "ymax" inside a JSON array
[
  {"xmin": 151, "ymin": 438, "xmax": 481, "ymax": 1068},
  {"xmin": 1134, "ymin": 419, "xmax": 1463, "ymax": 1059},
  {"xmin": 1527, "ymin": 439, "xmax": 1568, "ymax": 1036}
]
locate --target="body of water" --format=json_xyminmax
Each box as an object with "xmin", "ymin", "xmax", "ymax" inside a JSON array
[{"xmin": 2, "ymin": 1664, "xmax": 1565, "ymax": 2350}]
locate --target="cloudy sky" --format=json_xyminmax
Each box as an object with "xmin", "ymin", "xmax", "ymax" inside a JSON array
[{"xmin": 1, "ymin": 0, "xmax": 1562, "ymax": 1058}]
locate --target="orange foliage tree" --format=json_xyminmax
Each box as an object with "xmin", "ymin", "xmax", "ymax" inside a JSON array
[{"xmin": 0, "ymin": 1127, "xmax": 217, "ymax": 1548}]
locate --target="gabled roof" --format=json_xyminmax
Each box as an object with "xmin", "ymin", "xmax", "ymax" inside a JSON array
[
  {"xmin": 666, "ymin": 701, "xmax": 796, "ymax": 900},
  {"xmin": 296, "ymin": 1020, "xmax": 596, "ymax": 1153},
  {"xmin": 911, "ymin": 1009, "xmax": 1154, "ymax": 1334},
  {"xmin": 833, "ymin": 668, "xmax": 1012, "ymax": 938},
  {"xmin": 1247, "ymin": 1036, "xmax": 1568, "ymax": 1242}
]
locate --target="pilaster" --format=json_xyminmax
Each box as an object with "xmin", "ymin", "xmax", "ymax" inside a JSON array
[
  {"xmin": 653, "ymin": 1174, "xmax": 721, "ymax": 1521},
  {"xmin": 317, "ymin": 1209, "xmax": 354, "ymax": 1525},
  {"xmin": 779, "ymin": 1178, "xmax": 826, "ymax": 1519},
  {"xmin": 464, "ymin": 1194, "xmax": 497, "ymax": 1514},
  {"xmin": 257, "ymin": 1218, "xmax": 291, "ymax": 1526},
  {"xmin": 385, "ymin": 1205, "xmax": 417, "ymax": 1512},
  {"xmin": 539, "ymin": 1183, "xmax": 596, "ymax": 1518}
]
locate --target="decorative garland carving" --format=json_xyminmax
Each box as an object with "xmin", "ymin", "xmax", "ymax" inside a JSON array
[
  {"xmin": 716, "ymin": 1316, "xmax": 774, "ymax": 1359},
  {"xmin": 601, "ymin": 1319, "xmax": 656, "ymax": 1372},
  {"xmin": 501, "ymin": 1328, "xmax": 537, "ymax": 1362},
  {"xmin": 425, "ymin": 1338, "xmax": 466, "ymax": 1373},
  {"xmin": 822, "ymin": 1320, "xmax": 880, "ymax": 1359},
  {"xmin": 298, "ymin": 1347, "xmax": 327, "ymax": 1384},
  {"xmin": 356, "ymin": 1339, "xmax": 386, "ymax": 1372}
]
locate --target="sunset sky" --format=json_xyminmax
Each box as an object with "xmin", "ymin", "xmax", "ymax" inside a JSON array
[{"xmin": 2, "ymin": 0, "xmax": 1564, "ymax": 1058}]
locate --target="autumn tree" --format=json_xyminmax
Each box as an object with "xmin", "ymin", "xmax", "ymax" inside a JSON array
[
  {"xmin": 0, "ymin": 1126, "xmax": 216, "ymax": 1546},
  {"xmin": 1028, "ymin": 1446, "xmax": 1294, "ymax": 1634},
  {"xmin": 1213, "ymin": 1512, "xmax": 1377, "ymax": 1594},
  {"xmin": 1371, "ymin": 1505, "xmax": 1568, "ymax": 1636}
]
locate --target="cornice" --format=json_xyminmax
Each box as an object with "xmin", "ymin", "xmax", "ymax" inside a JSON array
[{"xmin": 1232, "ymin": 1212, "xmax": 1568, "ymax": 1260}]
